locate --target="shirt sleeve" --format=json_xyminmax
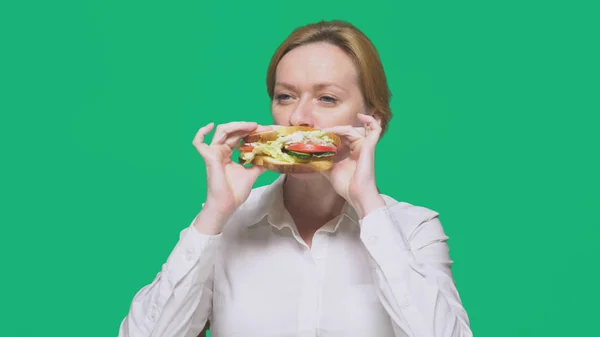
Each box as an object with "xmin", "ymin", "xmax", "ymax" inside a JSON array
[
  {"xmin": 359, "ymin": 201, "xmax": 472, "ymax": 337},
  {"xmin": 118, "ymin": 214, "xmax": 221, "ymax": 337}
]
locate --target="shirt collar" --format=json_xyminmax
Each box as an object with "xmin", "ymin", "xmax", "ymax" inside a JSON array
[{"xmin": 248, "ymin": 174, "xmax": 360, "ymax": 232}]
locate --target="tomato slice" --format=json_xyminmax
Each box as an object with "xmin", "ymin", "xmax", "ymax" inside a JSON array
[
  {"xmin": 285, "ymin": 143, "xmax": 337, "ymax": 153},
  {"xmin": 239, "ymin": 145, "xmax": 254, "ymax": 152}
]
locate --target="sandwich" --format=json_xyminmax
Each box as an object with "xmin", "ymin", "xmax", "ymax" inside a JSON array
[{"xmin": 238, "ymin": 126, "xmax": 341, "ymax": 173}]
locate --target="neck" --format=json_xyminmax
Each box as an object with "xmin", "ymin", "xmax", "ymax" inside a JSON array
[{"xmin": 282, "ymin": 174, "xmax": 346, "ymax": 232}]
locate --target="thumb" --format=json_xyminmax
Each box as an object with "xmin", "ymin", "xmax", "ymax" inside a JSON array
[
  {"xmin": 196, "ymin": 144, "xmax": 220, "ymax": 168},
  {"xmin": 357, "ymin": 113, "xmax": 382, "ymax": 149},
  {"xmin": 247, "ymin": 165, "xmax": 267, "ymax": 181},
  {"xmin": 357, "ymin": 142, "xmax": 376, "ymax": 175}
]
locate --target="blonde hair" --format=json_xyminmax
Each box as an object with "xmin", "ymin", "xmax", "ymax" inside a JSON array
[{"xmin": 266, "ymin": 20, "xmax": 393, "ymax": 135}]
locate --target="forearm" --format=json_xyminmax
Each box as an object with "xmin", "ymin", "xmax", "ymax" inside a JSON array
[
  {"xmin": 370, "ymin": 252, "xmax": 472, "ymax": 337},
  {"xmin": 119, "ymin": 216, "xmax": 221, "ymax": 337},
  {"xmin": 118, "ymin": 266, "xmax": 213, "ymax": 337},
  {"xmin": 352, "ymin": 189, "xmax": 386, "ymax": 220},
  {"xmin": 193, "ymin": 203, "xmax": 232, "ymax": 235},
  {"xmin": 359, "ymin": 204, "xmax": 472, "ymax": 337}
]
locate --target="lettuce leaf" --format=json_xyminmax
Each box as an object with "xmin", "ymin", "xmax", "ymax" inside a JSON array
[{"xmin": 240, "ymin": 130, "xmax": 335, "ymax": 165}]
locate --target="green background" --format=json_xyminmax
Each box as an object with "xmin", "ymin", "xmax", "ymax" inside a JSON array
[{"xmin": 1, "ymin": 0, "xmax": 598, "ymax": 336}]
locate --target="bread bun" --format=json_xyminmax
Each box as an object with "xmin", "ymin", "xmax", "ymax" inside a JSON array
[
  {"xmin": 239, "ymin": 126, "xmax": 340, "ymax": 173},
  {"xmin": 250, "ymin": 155, "xmax": 334, "ymax": 174},
  {"xmin": 244, "ymin": 126, "xmax": 341, "ymax": 147}
]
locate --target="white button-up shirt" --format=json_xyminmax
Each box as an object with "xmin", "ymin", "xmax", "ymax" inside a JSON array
[{"xmin": 118, "ymin": 175, "xmax": 472, "ymax": 337}]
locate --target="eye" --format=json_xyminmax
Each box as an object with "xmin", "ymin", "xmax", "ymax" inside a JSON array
[
  {"xmin": 319, "ymin": 95, "xmax": 338, "ymax": 104},
  {"xmin": 275, "ymin": 93, "xmax": 293, "ymax": 102}
]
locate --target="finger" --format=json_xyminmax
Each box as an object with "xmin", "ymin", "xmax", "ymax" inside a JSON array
[
  {"xmin": 192, "ymin": 122, "xmax": 215, "ymax": 156},
  {"xmin": 211, "ymin": 122, "xmax": 258, "ymax": 146},
  {"xmin": 332, "ymin": 148, "xmax": 351, "ymax": 163},
  {"xmin": 211, "ymin": 121, "xmax": 258, "ymax": 145},
  {"xmin": 255, "ymin": 125, "xmax": 274, "ymax": 133},
  {"xmin": 356, "ymin": 114, "xmax": 381, "ymax": 169},
  {"xmin": 192, "ymin": 122, "xmax": 215, "ymax": 146},
  {"xmin": 246, "ymin": 164, "xmax": 267, "ymax": 181},
  {"xmin": 225, "ymin": 129, "xmax": 258, "ymax": 148},
  {"xmin": 321, "ymin": 125, "xmax": 366, "ymax": 141},
  {"xmin": 322, "ymin": 126, "xmax": 365, "ymax": 158},
  {"xmin": 226, "ymin": 124, "xmax": 274, "ymax": 148},
  {"xmin": 357, "ymin": 114, "xmax": 382, "ymax": 142}
]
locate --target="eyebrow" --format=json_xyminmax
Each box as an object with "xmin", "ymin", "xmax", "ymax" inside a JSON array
[
  {"xmin": 274, "ymin": 82, "xmax": 298, "ymax": 91},
  {"xmin": 274, "ymin": 82, "xmax": 348, "ymax": 93}
]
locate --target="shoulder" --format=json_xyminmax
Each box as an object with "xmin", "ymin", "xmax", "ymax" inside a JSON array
[
  {"xmin": 376, "ymin": 195, "xmax": 451, "ymax": 249},
  {"xmin": 380, "ymin": 194, "xmax": 440, "ymax": 220},
  {"xmin": 378, "ymin": 194, "xmax": 442, "ymax": 233}
]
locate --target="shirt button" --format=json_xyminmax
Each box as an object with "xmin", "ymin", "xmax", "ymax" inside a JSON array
[
  {"xmin": 185, "ymin": 248, "xmax": 195, "ymax": 261},
  {"xmin": 370, "ymin": 236, "xmax": 378, "ymax": 243},
  {"xmin": 399, "ymin": 295, "xmax": 410, "ymax": 308},
  {"xmin": 151, "ymin": 308, "xmax": 157, "ymax": 320}
]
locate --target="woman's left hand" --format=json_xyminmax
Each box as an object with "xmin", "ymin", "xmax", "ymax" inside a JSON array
[{"xmin": 321, "ymin": 113, "xmax": 387, "ymax": 219}]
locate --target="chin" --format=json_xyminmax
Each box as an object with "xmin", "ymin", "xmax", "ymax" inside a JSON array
[{"xmin": 285, "ymin": 172, "xmax": 324, "ymax": 180}]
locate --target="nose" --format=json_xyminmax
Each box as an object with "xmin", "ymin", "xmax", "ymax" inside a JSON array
[{"xmin": 288, "ymin": 98, "xmax": 314, "ymax": 127}]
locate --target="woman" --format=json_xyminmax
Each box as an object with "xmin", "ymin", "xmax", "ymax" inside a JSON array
[{"xmin": 118, "ymin": 20, "xmax": 472, "ymax": 337}]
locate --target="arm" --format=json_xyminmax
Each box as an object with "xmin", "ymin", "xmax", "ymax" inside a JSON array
[
  {"xmin": 117, "ymin": 121, "xmax": 269, "ymax": 336},
  {"xmin": 359, "ymin": 201, "xmax": 472, "ymax": 337},
  {"xmin": 118, "ymin": 213, "xmax": 221, "ymax": 337}
]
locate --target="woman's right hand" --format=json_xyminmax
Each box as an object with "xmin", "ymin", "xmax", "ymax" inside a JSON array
[{"xmin": 191, "ymin": 121, "xmax": 270, "ymax": 233}]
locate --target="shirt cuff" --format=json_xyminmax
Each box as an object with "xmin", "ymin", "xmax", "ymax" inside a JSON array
[
  {"xmin": 359, "ymin": 204, "xmax": 410, "ymax": 250},
  {"xmin": 165, "ymin": 218, "xmax": 222, "ymax": 287},
  {"xmin": 359, "ymin": 204, "xmax": 413, "ymax": 282}
]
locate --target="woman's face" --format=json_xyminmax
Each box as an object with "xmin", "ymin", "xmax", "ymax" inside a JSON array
[{"xmin": 271, "ymin": 42, "xmax": 370, "ymax": 129}]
